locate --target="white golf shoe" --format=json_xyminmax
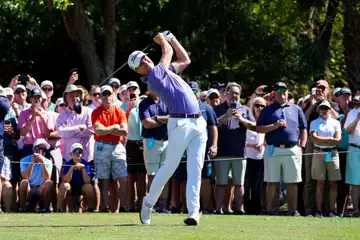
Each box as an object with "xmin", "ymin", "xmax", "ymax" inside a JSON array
[
  {"xmin": 139, "ymin": 199, "xmax": 153, "ymax": 225},
  {"xmin": 184, "ymin": 212, "xmax": 200, "ymax": 226}
]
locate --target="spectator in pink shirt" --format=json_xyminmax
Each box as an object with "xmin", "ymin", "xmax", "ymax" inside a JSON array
[
  {"xmin": 18, "ymin": 88, "xmax": 50, "ymax": 158},
  {"xmin": 56, "ymin": 85, "xmax": 95, "ymax": 162}
]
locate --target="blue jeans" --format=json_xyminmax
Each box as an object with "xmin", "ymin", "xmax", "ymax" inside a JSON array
[{"xmin": 244, "ymin": 158, "xmax": 264, "ymax": 214}]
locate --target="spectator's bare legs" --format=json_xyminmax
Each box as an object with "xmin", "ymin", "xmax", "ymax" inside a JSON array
[
  {"xmin": 329, "ymin": 181, "xmax": 337, "ymax": 212},
  {"xmin": 2, "ymin": 181, "xmax": 12, "ymax": 212},
  {"xmin": 234, "ymin": 185, "xmax": 245, "ymax": 212},
  {"xmin": 201, "ymin": 179, "xmax": 213, "ymax": 212},
  {"xmin": 127, "ymin": 173, "xmax": 136, "ymax": 210},
  {"xmin": 223, "ymin": 180, "xmax": 234, "ymax": 212},
  {"xmin": 118, "ymin": 176, "xmax": 127, "ymax": 211},
  {"xmin": 215, "ymin": 185, "xmax": 226, "ymax": 212},
  {"xmin": 351, "ymin": 185, "xmax": 360, "ymax": 214},
  {"xmin": 99, "ymin": 179, "xmax": 109, "ymax": 210},
  {"xmin": 40, "ymin": 180, "xmax": 54, "ymax": 209},
  {"xmin": 315, "ymin": 180, "xmax": 325, "ymax": 212},
  {"xmin": 94, "ymin": 183, "xmax": 100, "ymax": 211},
  {"xmin": 266, "ymin": 182, "xmax": 278, "ymax": 213},
  {"xmin": 137, "ymin": 173, "xmax": 146, "ymax": 208},
  {"xmin": 11, "ymin": 181, "xmax": 18, "ymax": 212},
  {"xmin": 19, "ymin": 180, "xmax": 30, "ymax": 210},
  {"xmin": 82, "ymin": 183, "xmax": 95, "ymax": 210},
  {"xmin": 57, "ymin": 183, "xmax": 71, "ymax": 211},
  {"xmin": 287, "ymin": 183, "xmax": 298, "ymax": 214},
  {"xmin": 108, "ymin": 180, "xmax": 119, "ymax": 212},
  {"xmin": 171, "ymin": 178, "xmax": 181, "ymax": 210}
]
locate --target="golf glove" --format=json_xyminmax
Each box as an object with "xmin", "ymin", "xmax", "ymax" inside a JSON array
[{"xmin": 162, "ymin": 31, "xmax": 175, "ymax": 42}]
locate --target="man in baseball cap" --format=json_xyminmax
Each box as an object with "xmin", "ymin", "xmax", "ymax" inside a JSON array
[
  {"xmin": 129, "ymin": 31, "xmax": 206, "ymax": 226},
  {"xmin": 40, "ymin": 80, "xmax": 55, "ymax": 112}
]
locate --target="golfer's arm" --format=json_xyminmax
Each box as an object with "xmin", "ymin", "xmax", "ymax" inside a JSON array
[
  {"xmin": 159, "ymin": 40, "xmax": 173, "ymax": 70},
  {"xmin": 169, "ymin": 38, "xmax": 191, "ymax": 74}
]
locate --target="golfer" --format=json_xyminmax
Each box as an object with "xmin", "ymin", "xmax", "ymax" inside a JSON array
[{"xmin": 128, "ymin": 32, "xmax": 207, "ymax": 225}]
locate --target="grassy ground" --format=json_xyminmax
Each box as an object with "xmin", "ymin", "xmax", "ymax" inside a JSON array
[{"xmin": 1, "ymin": 213, "xmax": 360, "ymax": 240}]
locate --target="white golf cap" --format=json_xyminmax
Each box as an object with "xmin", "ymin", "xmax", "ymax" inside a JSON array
[
  {"xmin": 0, "ymin": 86, "xmax": 6, "ymax": 97},
  {"xmin": 55, "ymin": 98, "xmax": 65, "ymax": 106},
  {"xmin": 318, "ymin": 100, "xmax": 331, "ymax": 109},
  {"xmin": 206, "ymin": 88, "xmax": 220, "ymax": 98},
  {"xmin": 40, "ymin": 80, "xmax": 53, "ymax": 88},
  {"xmin": 108, "ymin": 78, "xmax": 120, "ymax": 86},
  {"xmin": 33, "ymin": 138, "xmax": 50, "ymax": 150},
  {"xmin": 200, "ymin": 91, "xmax": 208, "ymax": 99},
  {"xmin": 4, "ymin": 87, "xmax": 14, "ymax": 96},
  {"xmin": 333, "ymin": 87, "xmax": 342, "ymax": 96},
  {"xmin": 128, "ymin": 50, "xmax": 146, "ymax": 70},
  {"xmin": 119, "ymin": 85, "xmax": 127, "ymax": 93},
  {"xmin": 71, "ymin": 143, "xmax": 83, "ymax": 152},
  {"xmin": 100, "ymin": 85, "xmax": 113, "ymax": 94},
  {"xmin": 126, "ymin": 81, "xmax": 140, "ymax": 89},
  {"xmin": 14, "ymin": 84, "xmax": 26, "ymax": 92}
]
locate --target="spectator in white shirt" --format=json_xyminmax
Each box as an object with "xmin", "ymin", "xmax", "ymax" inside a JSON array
[
  {"xmin": 310, "ymin": 100, "xmax": 341, "ymax": 217},
  {"xmin": 344, "ymin": 101, "xmax": 360, "ymax": 217},
  {"xmin": 244, "ymin": 97, "xmax": 266, "ymax": 214},
  {"xmin": 88, "ymin": 86, "xmax": 101, "ymax": 110}
]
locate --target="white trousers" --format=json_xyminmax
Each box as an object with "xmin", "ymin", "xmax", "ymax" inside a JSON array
[{"xmin": 144, "ymin": 117, "xmax": 207, "ymax": 213}]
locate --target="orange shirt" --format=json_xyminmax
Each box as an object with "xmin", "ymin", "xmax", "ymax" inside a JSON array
[{"xmin": 91, "ymin": 105, "xmax": 127, "ymax": 143}]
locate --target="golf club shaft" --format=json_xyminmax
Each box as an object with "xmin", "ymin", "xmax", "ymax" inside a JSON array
[{"xmin": 99, "ymin": 43, "xmax": 155, "ymax": 86}]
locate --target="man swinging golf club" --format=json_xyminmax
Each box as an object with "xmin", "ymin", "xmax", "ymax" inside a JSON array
[{"xmin": 128, "ymin": 31, "xmax": 207, "ymax": 225}]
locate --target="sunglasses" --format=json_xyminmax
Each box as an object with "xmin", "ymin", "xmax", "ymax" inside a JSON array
[
  {"xmin": 34, "ymin": 146, "xmax": 46, "ymax": 153},
  {"xmin": 73, "ymin": 149, "xmax": 83, "ymax": 155},
  {"xmin": 92, "ymin": 93, "xmax": 100, "ymax": 97},
  {"xmin": 15, "ymin": 90, "xmax": 25, "ymax": 94},
  {"xmin": 255, "ymin": 104, "xmax": 265, "ymax": 108},
  {"xmin": 228, "ymin": 91, "xmax": 240, "ymax": 96},
  {"xmin": 319, "ymin": 107, "xmax": 330, "ymax": 111},
  {"xmin": 42, "ymin": 87, "xmax": 53, "ymax": 92},
  {"xmin": 102, "ymin": 91, "xmax": 112, "ymax": 97},
  {"xmin": 59, "ymin": 103, "xmax": 67, "ymax": 107},
  {"xmin": 275, "ymin": 88, "xmax": 287, "ymax": 93},
  {"xmin": 111, "ymin": 84, "xmax": 120, "ymax": 89},
  {"xmin": 317, "ymin": 85, "xmax": 326, "ymax": 90}
]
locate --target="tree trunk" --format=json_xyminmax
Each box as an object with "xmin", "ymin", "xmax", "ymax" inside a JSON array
[
  {"xmin": 343, "ymin": 0, "xmax": 360, "ymax": 90},
  {"xmin": 61, "ymin": 0, "xmax": 105, "ymax": 85},
  {"xmin": 102, "ymin": 0, "xmax": 116, "ymax": 76}
]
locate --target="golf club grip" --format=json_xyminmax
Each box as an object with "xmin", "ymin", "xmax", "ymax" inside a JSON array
[{"xmin": 99, "ymin": 42, "xmax": 156, "ymax": 86}]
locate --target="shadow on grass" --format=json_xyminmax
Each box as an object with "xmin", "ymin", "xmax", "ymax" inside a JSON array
[{"xmin": 0, "ymin": 224, "xmax": 140, "ymax": 228}]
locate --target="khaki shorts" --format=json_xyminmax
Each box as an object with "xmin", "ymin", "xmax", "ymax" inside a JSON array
[
  {"xmin": 311, "ymin": 149, "xmax": 341, "ymax": 181},
  {"xmin": 264, "ymin": 145, "xmax": 302, "ymax": 183},
  {"xmin": 215, "ymin": 157, "xmax": 246, "ymax": 185},
  {"xmin": 143, "ymin": 139, "xmax": 168, "ymax": 175}
]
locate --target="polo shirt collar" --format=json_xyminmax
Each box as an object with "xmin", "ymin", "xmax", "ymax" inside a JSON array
[{"xmin": 273, "ymin": 101, "xmax": 290, "ymax": 108}]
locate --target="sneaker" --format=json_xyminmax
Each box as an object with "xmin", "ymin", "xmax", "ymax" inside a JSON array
[
  {"xmin": 184, "ymin": 212, "xmax": 200, "ymax": 226},
  {"xmin": 41, "ymin": 208, "xmax": 51, "ymax": 213},
  {"xmin": 157, "ymin": 209, "xmax": 169, "ymax": 214},
  {"xmin": 19, "ymin": 208, "xmax": 26, "ymax": 213},
  {"xmin": 140, "ymin": 199, "xmax": 153, "ymax": 225},
  {"xmin": 329, "ymin": 211, "xmax": 339, "ymax": 218},
  {"xmin": 234, "ymin": 210, "xmax": 246, "ymax": 215},
  {"xmin": 315, "ymin": 211, "xmax": 323, "ymax": 218},
  {"xmin": 119, "ymin": 207, "xmax": 127, "ymax": 212},
  {"xmin": 291, "ymin": 211, "xmax": 301, "ymax": 217}
]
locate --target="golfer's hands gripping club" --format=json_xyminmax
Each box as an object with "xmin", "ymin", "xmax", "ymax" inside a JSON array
[
  {"xmin": 153, "ymin": 33, "xmax": 167, "ymax": 45},
  {"xmin": 162, "ymin": 31, "xmax": 175, "ymax": 42}
]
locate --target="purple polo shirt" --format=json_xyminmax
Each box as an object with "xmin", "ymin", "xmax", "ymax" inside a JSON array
[
  {"xmin": 214, "ymin": 101, "xmax": 255, "ymax": 157},
  {"xmin": 141, "ymin": 64, "xmax": 199, "ymax": 114}
]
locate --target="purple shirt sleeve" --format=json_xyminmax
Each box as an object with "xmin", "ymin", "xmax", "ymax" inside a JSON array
[
  {"xmin": 0, "ymin": 97, "xmax": 10, "ymax": 121},
  {"xmin": 139, "ymin": 102, "xmax": 151, "ymax": 121}
]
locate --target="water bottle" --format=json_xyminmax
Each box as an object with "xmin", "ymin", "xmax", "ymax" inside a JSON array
[{"xmin": 281, "ymin": 109, "xmax": 287, "ymax": 128}]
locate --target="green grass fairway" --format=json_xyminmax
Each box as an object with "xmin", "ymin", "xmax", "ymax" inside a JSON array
[{"xmin": 1, "ymin": 213, "xmax": 360, "ymax": 240}]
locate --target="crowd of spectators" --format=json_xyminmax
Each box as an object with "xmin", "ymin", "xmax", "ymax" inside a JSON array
[{"xmin": 0, "ymin": 74, "xmax": 358, "ymax": 218}]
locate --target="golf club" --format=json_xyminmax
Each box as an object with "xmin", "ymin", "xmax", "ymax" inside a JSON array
[{"xmin": 98, "ymin": 43, "xmax": 155, "ymax": 86}]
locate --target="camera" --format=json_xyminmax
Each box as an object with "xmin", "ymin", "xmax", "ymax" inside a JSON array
[
  {"xmin": 130, "ymin": 93, "xmax": 136, "ymax": 100},
  {"xmin": 230, "ymin": 102, "xmax": 237, "ymax": 109},
  {"xmin": 74, "ymin": 101, "xmax": 82, "ymax": 114}
]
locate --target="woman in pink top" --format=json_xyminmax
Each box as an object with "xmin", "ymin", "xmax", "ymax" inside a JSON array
[
  {"xmin": 56, "ymin": 85, "xmax": 94, "ymax": 162},
  {"xmin": 18, "ymin": 88, "xmax": 50, "ymax": 158}
]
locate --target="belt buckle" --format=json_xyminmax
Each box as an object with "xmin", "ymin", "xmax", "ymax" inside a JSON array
[{"xmin": 280, "ymin": 145, "xmax": 285, "ymax": 148}]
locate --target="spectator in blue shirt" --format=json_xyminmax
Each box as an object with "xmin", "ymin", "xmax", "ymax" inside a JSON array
[
  {"xmin": 57, "ymin": 143, "xmax": 95, "ymax": 212},
  {"xmin": 214, "ymin": 82, "xmax": 255, "ymax": 214},
  {"xmin": 257, "ymin": 82, "xmax": 308, "ymax": 216},
  {"xmin": 139, "ymin": 89, "xmax": 169, "ymax": 213},
  {"xmin": 19, "ymin": 138, "xmax": 53, "ymax": 212}
]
